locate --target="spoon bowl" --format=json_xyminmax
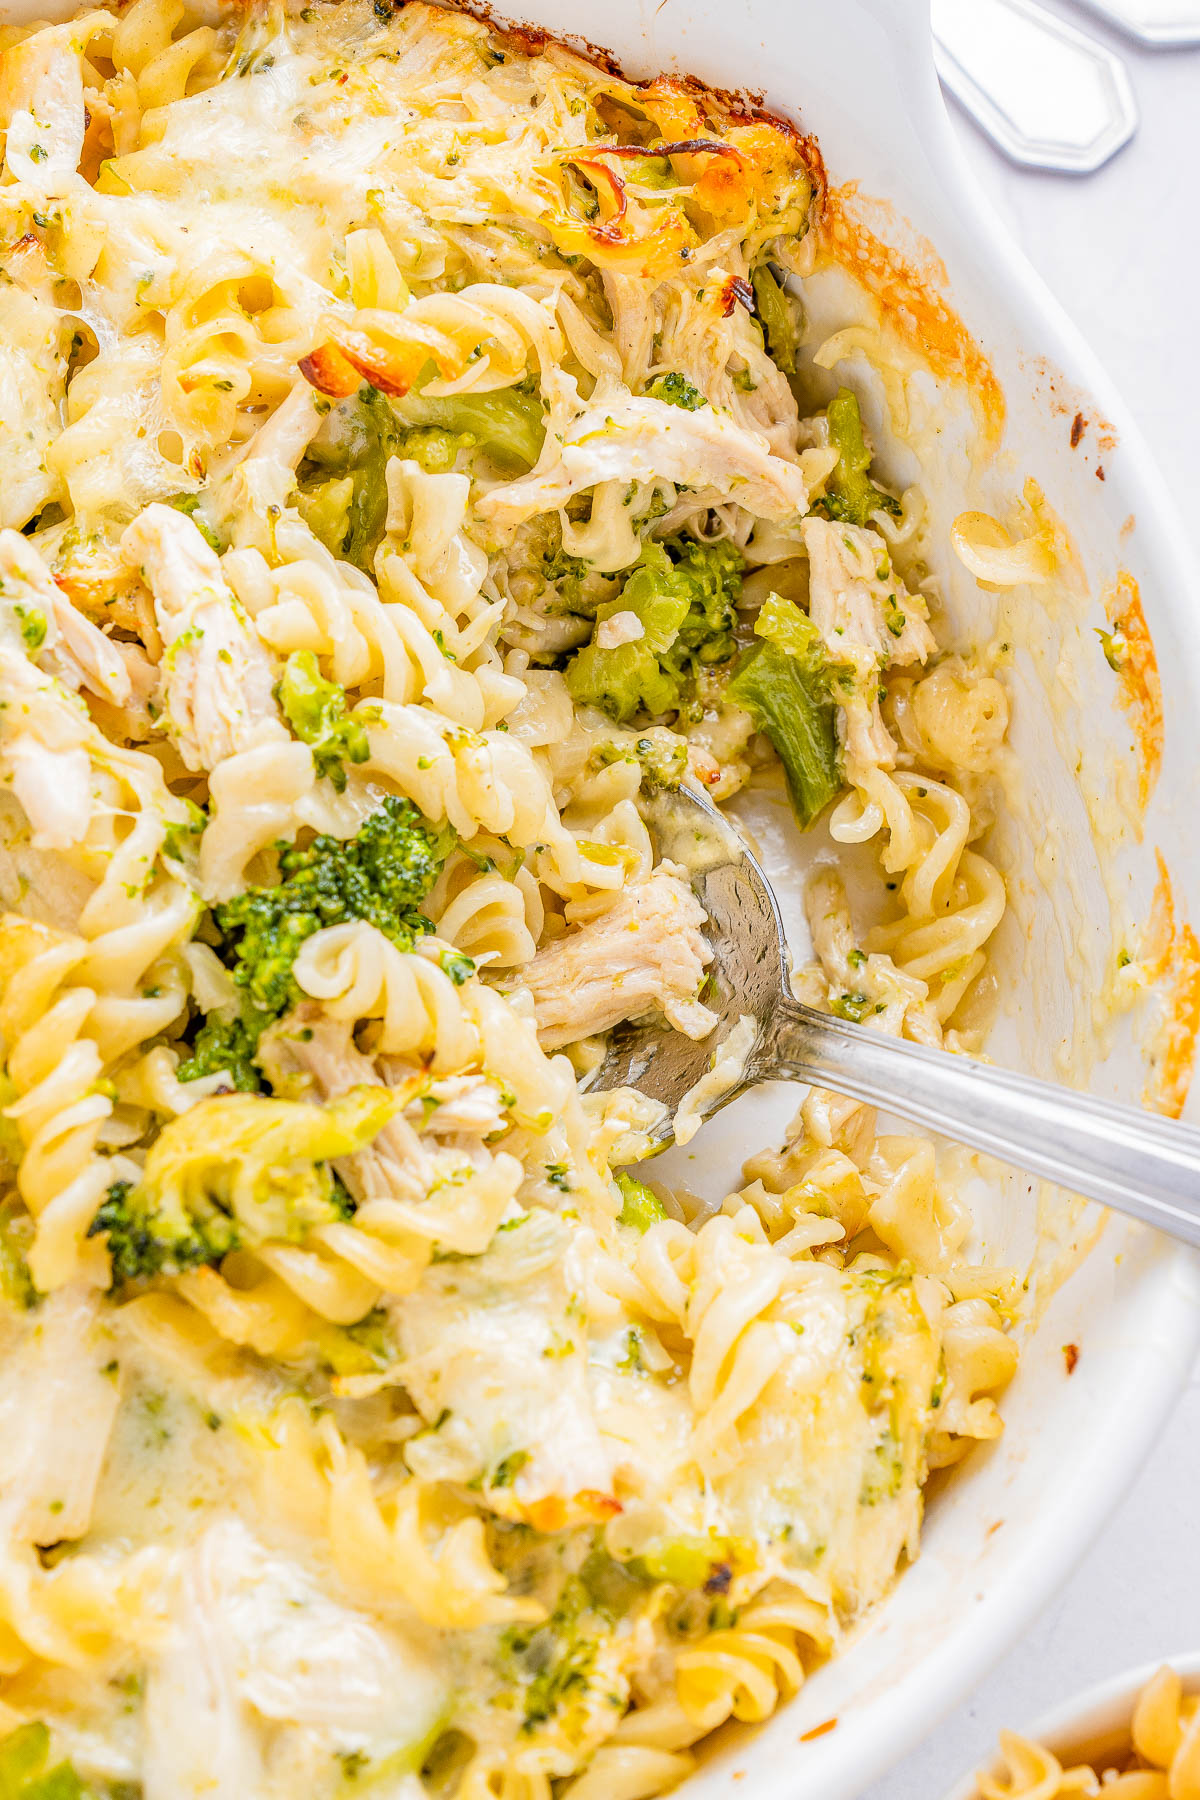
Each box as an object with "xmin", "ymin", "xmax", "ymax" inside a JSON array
[{"xmin": 595, "ymin": 784, "xmax": 1200, "ymax": 1249}]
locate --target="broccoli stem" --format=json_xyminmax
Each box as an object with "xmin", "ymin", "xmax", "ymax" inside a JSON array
[
  {"xmin": 394, "ymin": 383, "xmax": 545, "ymax": 473},
  {"xmin": 727, "ymin": 640, "xmax": 840, "ymax": 828},
  {"xmin": 818, "ymin": 388, "xmax": 900, "ymax": 528},
  {"xmin": 751, "ymin": 264, "xmax": 801, "ymax": 374},
  {"xmin": 337, "ymin": 388, "xmax": 396, "ymax": 569}
]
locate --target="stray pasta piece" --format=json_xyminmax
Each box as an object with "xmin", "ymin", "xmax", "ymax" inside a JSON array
[{"xmin": 977, "ymin": 1667, "xmax": 1200, "ymax": 1800}]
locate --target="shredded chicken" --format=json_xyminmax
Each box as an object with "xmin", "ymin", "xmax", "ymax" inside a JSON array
[
  {"xmin": 804, "ymin": 864, "xmax": 937, "ymax": 1046},
  {"xmin": 258, "ymin": 1007, "xmax": 437, "ymax": 1205},
  {"xmin": 594, "ymin": 609, "xmax": 644, "ymax": 650},
  {"xmin": 477, "ymin": 384, "xmax": 808, "ymax": 529},
  {"xmin": 802, "ymin": 519, "xmax": 935, "ymax": 669},
  {"xmin": 142, "ymin": 1531, "xmax": 264, "ymax": 1800},
  {"xmin": 0, "ymin": 641, "xmax": 97, "ymax": 849},
  {"xmin": 121, "ymin": 504, "xmax": 284, "ymax": 772},
  {"xmin": 0, "ymin": 529, "xmax": 132, "ymax": 706},
  {"xmin": 411, "ymin": 1072, "xmax": 509, "ymax": 1138},
  {"xmin": 802, "ymin": 516, "xmax": 935, "ymax": 769},
  {"xmin": 523, "ymin": 872, "xmax": 716, "ymax": 1050},
  {"xmin": 144, "ymin": 1519, "xmax": 443, "ymax": 1800}
]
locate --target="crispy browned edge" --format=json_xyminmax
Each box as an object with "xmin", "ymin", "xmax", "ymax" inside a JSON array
[
  {"xmin": 1105, "ymin": 570, "xmax": 1164, "ymax": 822},
  {"xmin": 413, "ymin": 0, "xmax": 1005, "ymax": 436},
  {"xmin": 426, "ymin": 0, "xmax": 827, "ymax": 162},
  {"xmin": 1142, "ymin": 852, "xmax": 1200, "ymax": 1119},
  {"xmin": 1100, "ymin": 579, "xmax": 1198, "ymax": 1112}
]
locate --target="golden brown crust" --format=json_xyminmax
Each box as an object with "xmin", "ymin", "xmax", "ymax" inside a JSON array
[
  {"xmin": 1142, "ymin": 852, "xmax": 1200, "ymax": 1120},
  {"xmin": 1105, "ymin": 570, "xmax": 1163, "ymax": 820},
  {"xmin": 817, "ymin": 183, "xmax": 1005, "ymax": 442}
]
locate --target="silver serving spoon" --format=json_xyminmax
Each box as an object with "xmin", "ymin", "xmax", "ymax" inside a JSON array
[{"xmin": 592, "ymin": 785, "xmax": 1200, "ymax": 1249}]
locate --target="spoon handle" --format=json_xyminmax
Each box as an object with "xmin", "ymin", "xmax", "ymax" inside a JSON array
[{"xmin": 765, "ymin": 1000, "xmax": 1200, "ymax": 1247}]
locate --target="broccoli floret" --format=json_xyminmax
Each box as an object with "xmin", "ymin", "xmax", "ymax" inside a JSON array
[
  {"xmin": 565, "ymin": 543, "xmax": 688, "ymax": 722},
  {"xmin": 615, "ymin": 1171, "xmax": 666, "ymax": 1232},
  {"xmin": 275, "ymin": 650, "xmax": 370, "ymax": 792},
  {"xmin": 503, "ymin": 1577, "xmax": 602, "ymax": 1732},
  {"xmin": 596, "ymin": 730, "xmax": 688, "ymax": 792},
  {"xmin": 646, "ymin": 371, "xmax": 707, "ymax": 410},
  {"xmin": 659, "ymin": 538, "xmax": 742, "ymax": 687},
  {"xmin": 175, "ymin": 1012, "xmax": 263, "ymax": 1093},
  {"xmin": 542, "ymin": 544, "xmax": 592, "ymax": 605},
  {"xmin": 0, "ymin": 1720, "xmax": 90, "ymax": 1800},
  {"xmin": 178, "ymin": 797, "xmax": 451, "ymax": 1090},
  {"xmin": 632, "ymin": 733, "xmax": 687, "ymax": 790},
  {"xmin": 88, "ymin": 1175, "xmax": 237, "ymax": 1284},
  {"xmin": 814, "ymin": 388, "xmax": 900, "ymax": 527},
  {"xmin": 298, "ymin": 385, "xmax": 398, "ymax": 571},
  {"xmin": 213, "ymin": 795, "xmax": 451, "ymax": 1021},
  {"xmin": 395, "ymin": 380, "xmax": 545, "ymax": 473},
  {"xmin": 564, "ymin": 538, "xmax": 743, "ymax": 725},
  {"xmin": 161, "ymin": 798, "xmax": 207, "ymax": 867},
  {"xmin": 751, "ymin": 263, "xmax": 802, "ymax": 374},
  {"xmin": 540, "ymin": 541, "xmax": 620, "ymax": 617},
  {"xmin": 88, "ymin": 1088, "xmax": 398, "ymax": 1286},
  {"xmin": 728, "ymin": 593, "xmax": 843, "ymax": 828}
]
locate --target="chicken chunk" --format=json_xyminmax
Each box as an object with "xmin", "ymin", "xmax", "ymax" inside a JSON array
[
  {"xmin": 121, "ymin": 504, "xmax": 284, "ymax": 773},
  {"xmin": 523, "ymin": 871, "xmax": 716, "ymax": 1050},
  {"xmin": 0, "ymin": 529, "xmax": 132, "ymax": 707},
  {"xmin": 0, "ymin": 638, "xmax": 101, "ymax": 849},
  {"xmin": 801, "ymin": 516, "xmax": 936, "ymax": 770},
  {"xmin": 802, "ymin": 518, "xmax": 934, "ymax": 670},
  {"xmin": 0, "ymin": 19, "xmax": 91, "ymax": 187},
  {"xmin": 477, "ymin": 385, "xmax": 808, "ymax": 529},
  {"xmin": 258, "ymin": 1007, "xmax": 437, "ymax": 1205},
  {"xmin": 0, "ymin": 280, "xmax": 66, "ymax": 532}
]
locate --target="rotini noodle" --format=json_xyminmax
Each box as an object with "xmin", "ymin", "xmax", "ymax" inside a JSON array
[{"xmin": 977, "ymin": 1668, "xmax": 1200, "ymax": 1800}]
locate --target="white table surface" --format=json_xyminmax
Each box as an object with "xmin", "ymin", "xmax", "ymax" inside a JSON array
[{"xmin": 866, "ymin": 11, "xmax": 1200, "ymax": 1797}]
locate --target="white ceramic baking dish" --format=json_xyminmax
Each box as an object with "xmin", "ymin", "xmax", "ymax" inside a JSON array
[
  {"xmin": 3, "ymin": 0, "xmax": 1199, "ymax": 1794},
  {"xmin": 942, "ymin": 1652, "xmax": 1200, "ymax": 1799}
]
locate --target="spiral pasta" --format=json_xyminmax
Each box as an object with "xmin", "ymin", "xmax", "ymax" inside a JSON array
[{"xmin": 978, "ymin": 1667, "xmax": 1200, "ymax": 1800}]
